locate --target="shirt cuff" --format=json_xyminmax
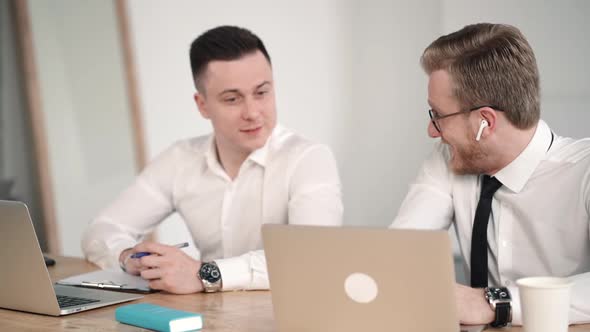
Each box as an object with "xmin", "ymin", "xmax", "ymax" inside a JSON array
[
  {"xmin": 84, "ymin": 239, "xmax": 136, "ymax": 269},
  {"xmin": 507, "ymin": 284, "xmax": 522, "ymax": 325},
  {"xmin": 215, "ymin": 256, "xmax": 251, "ymax": 291}
]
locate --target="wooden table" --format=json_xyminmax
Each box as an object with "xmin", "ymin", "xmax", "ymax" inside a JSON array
[
  {"xmin": 0, "ymin": 256, "xmax": 275, "ymax": 331},
  {"xmin": 0, "ymin": 256, "xmax": 588, "ymax": 331}
]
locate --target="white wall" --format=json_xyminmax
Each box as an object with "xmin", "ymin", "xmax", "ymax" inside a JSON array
[
  {"xmin": 28, "ymin": 0, "xmax": 138, "ymax": 256},
  {"xmin": 341, "ymin": 0, "xmax": 439, "ymax": 226}
]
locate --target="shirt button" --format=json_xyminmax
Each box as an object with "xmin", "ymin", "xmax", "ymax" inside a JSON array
[{"xmin": 501, "ymin": 240, "xmax": 509, "ymax": 247}]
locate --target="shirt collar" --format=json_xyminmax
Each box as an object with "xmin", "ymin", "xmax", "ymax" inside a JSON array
[
  {"xmin": 494, "ymin": 120, "xmax": 553, "ymax": 193},
  {"xmin": 247, "ymin": 128, "xmax": 273, "ymax": 167},
  {"xmin": 204, "ymin": 125, "xmax": 281, "ymax": 173},
  {"xmin": 204, "ymin": 135, "xmax": 225, "ymax": 178}
]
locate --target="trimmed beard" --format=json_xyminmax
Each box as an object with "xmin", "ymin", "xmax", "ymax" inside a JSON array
[{"xmin": 449, "ymin": 136, "xmax": 488, "ymax": 175}]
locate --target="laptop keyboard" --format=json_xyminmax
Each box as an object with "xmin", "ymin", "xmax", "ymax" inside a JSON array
[{"xmin": 56, "ymin": 294, "xmax": 100, "ymax": 308}]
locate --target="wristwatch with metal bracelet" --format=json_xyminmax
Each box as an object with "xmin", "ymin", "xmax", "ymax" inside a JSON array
[
  {"xmin": 484, "ymin": 286, "xmax": 512, "ymax": 327},
  {"xmin": 198, "ymin": 261, "xmax": 222, "ymax": 292}
]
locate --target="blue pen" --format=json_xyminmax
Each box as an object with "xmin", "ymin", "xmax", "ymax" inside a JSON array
[{"xmin": 130, "ymin": 242, "xmax": 190, "ymax": 259}]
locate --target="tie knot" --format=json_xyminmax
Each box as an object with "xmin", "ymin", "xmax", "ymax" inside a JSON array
[{"xmin": 480, "ymin": 175, "xmax": 502, "ymax": 199}]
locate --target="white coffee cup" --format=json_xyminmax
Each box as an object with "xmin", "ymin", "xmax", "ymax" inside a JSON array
[{"xmin": 516, "ymin": 276, "xmax": 573, "ymax": 332}]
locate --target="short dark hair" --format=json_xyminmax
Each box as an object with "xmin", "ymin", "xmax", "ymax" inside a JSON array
[{"xmin": 189, "ymin": 25, "xmax": 271, "ymax": 93}]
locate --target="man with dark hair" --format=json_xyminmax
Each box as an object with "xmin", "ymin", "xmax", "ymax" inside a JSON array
[
  {"xmin": 82, "ymin": 26, "xmax": 343, "ymax": 294},
  {"xmin": 391, "ymin": 23, "xmax": 590, "ymax": 326}
]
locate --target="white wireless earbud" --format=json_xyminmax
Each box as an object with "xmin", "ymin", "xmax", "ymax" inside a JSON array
[{"xmin": 475, "ymin": 120, "xmax": 489, "ymax": 142}]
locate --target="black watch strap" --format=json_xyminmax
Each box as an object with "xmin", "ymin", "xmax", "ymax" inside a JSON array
[{"xmin": 490, "ymin": 302, "xmax": 511, "ymax": 327}]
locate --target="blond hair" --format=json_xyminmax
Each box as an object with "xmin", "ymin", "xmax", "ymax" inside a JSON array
[{"xmin": 421, "ymin": 23, "xmax": 540, "ymax": 129}]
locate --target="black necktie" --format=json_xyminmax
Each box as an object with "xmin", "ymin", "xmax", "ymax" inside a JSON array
[{"xmin": 470, "ymin": 175, "xmax": 503, "ymax": 288}]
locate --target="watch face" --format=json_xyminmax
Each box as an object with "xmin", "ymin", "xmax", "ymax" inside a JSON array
[
  {"xmin": 487, "ymin": 287, "xmax": 511, "ymax": 301},
  {"xmin": 199, "ymin": 263, "xmax": 221, "ymax": 283}
]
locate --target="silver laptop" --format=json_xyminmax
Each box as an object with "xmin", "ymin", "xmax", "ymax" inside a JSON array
[
  {"xmin": 0, "ymin": 200, "xmax": 142, "ymax": 316},
  {"xmin": 262, "ymin": 224, "xmax": 485, "ymax": 332}
]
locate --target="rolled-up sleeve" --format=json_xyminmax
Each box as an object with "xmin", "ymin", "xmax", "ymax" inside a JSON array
[
  {"xmin": 390, "ymin": 141, "xmax": 454, "ymax": 230},
  {"xmin": 81, "ymin": 146, "xmax": 179, "ymax": 268}
]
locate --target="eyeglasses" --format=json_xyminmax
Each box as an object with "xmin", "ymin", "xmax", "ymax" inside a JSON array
[{"xmin": 428, "ymin": 105, "xmax": 502, "ymax": 133}]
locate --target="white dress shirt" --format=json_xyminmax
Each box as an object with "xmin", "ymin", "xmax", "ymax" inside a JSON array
[
  {"xmin": 82, "ymin": 125, "xmax": 343, "ymax": 291},
  {"xmin": 391, "ymin": 120, "xmax": 590, "ymax": 325}
]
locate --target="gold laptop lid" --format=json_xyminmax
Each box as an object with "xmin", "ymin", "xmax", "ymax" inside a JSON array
[{"xmin": 262, "ymin": 224, "xmax": 459, "ymax": 332}]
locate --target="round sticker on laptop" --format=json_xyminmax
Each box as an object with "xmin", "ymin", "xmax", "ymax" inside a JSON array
[{"xmin": 344, "ymin": 273, "xmax": 378, "ymax": 303}]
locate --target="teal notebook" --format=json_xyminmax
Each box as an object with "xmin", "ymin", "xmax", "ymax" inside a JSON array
[{"xmin": 115, "ymin": 303, "xmax": 203, "ymax": 332}]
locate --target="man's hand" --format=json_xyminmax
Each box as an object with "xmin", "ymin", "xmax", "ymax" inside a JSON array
[
  {"xmin": 121, "ymin": 242, "xmax": 204, "ymax": 294},
  {"xmin": 119, "ymin": 247, "xmax": 143, "ymax": 275},
  {"xmin": 455, "ymin": 283, "xmax": 495, "ymax": 325}
]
